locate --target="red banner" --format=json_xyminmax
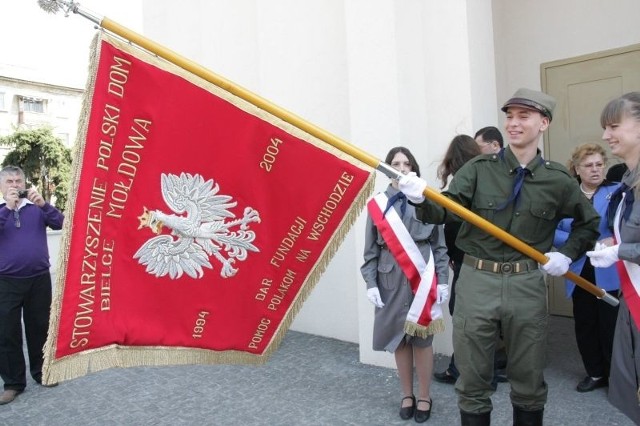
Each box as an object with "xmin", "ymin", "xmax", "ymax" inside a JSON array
[{"xmin": 44, "ymin": 33, "xmax": 373, "ymax": 382}]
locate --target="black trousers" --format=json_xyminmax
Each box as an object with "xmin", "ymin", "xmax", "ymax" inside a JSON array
[
  {"xmin": 0, "ymin": 273, "xmax": 52, "ymax": 391},
  {"xmin": 572, "ymin": 284, "xmax": 619, "ymax": 378}
]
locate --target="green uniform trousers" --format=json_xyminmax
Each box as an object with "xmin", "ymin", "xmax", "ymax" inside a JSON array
[{"xmin": 453, "ymin": 263, "xmax": 548, "ymax": 413}]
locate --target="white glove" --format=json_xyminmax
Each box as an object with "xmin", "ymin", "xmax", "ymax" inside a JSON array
[
  {"xmin": 367, "ymin": 287, "xmax": 385, "ymax": 308},
  {"xmin": 398, "ymin": 172, "xmax": 426, "ymax": 203},
  {"xmin": 593, "ymin": 241, "xmax": 608, "ymax": 251},
  {"xmin": 436, "ymin": 284, "xmax": 449, "ymax": 304},
  {"xmin": 541, "ymin": 252, "xmax": 571, "ymax": 276},
  {"xmin": 587, "ymin": 244, "xmax": 620, "ymax": 268}
]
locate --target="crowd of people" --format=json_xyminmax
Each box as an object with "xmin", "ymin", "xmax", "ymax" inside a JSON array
[{"xmin": 363, "ymin": 89, "xmax": 640, "ymax": 425}]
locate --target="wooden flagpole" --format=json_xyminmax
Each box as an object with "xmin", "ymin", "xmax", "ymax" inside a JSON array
[{"xmin": 40, "ymin": 1, "xmax": 618, "ymax": 307}]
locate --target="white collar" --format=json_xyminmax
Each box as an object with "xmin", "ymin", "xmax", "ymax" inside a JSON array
[{"xmin": 2, "ymin": 198, "xmax": 33, "ymax": 210}]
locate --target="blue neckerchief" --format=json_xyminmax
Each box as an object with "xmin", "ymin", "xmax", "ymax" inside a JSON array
[
  {"xmin": 496, "ymin": 166, "xmax": 531, "ymax": 211},
  {"xmin": 607, "ymin": 183, "xmax": 634, "ymax": 229},
  {"xmin": 383, "ymin": 192, "xmax": 407, "ymax": 218},
  {"xmin": 495, "ymin": 149, "xmax": 544, "ymax": 211}
]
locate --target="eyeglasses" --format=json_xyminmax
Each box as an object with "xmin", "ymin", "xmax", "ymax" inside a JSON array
[
  {"xmin": 578, "ymin": 162, "xmax": 605, "ymax": 169},
  {"xmin": 13, "ymin": 209, "xmax": 20, "ymax": 229}
]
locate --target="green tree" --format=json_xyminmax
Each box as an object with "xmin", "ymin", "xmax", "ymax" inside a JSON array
[{"xmin": 0, "ymin": 126, "xmax": 72, "ymax": 210}]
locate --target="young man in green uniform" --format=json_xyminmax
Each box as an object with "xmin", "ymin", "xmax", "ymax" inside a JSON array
[{"xmin": 399, "ymin": 88, "xmax": 600, "ymax": 425}]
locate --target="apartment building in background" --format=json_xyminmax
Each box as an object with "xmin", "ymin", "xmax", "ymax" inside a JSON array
[{"xmin": 0, "ymin": 66, "xmax": 83, "ymax": 161}]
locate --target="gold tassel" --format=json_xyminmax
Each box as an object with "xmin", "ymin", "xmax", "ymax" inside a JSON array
[
  {"xmin": 257, "ymin": 172, "xmax": 376, "ymax": 362},
  {"xmin": 42, "ymin": 31, "xmax": 103, "ymax": 386},
  {"xmin": 403, "ymin": 319, "xmax": 445, "ymax": 338}
]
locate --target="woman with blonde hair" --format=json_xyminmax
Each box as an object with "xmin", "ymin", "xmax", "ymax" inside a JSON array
[{"xmin": 554, "ymin": 143, "xmax": 620, "ymax": 393}]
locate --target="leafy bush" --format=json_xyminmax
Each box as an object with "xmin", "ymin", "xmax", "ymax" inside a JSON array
[{"xmin": 0, "ymin": 126, "xmax": 72, "ymax": 210}]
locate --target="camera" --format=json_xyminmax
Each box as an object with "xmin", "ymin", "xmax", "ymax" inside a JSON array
[{"xmin": 18, "ymin": 189, "xmax": 29, "ymax": 198}]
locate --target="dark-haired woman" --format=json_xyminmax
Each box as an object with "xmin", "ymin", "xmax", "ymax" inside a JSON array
[
  {"xmin": 434, "ymin": 135, "xmax": 483, "ymax": 384},
  {"xmin": 361, "ymin": 146, "xmax": 449, "ymax": 422}
]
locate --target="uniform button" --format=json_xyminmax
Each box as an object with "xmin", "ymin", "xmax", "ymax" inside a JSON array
[
  {"xmin": 489, "ymin": 202, "xmax": 494, "ymax": 207},
  {"xmin": 515, "ymin": 212, "xmax": 520, "ymax": 216}
]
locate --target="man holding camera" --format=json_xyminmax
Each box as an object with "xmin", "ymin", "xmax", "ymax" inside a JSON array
[{"xmin": 0, "ymin": 165, "xmax": 64, "ymax": 404}]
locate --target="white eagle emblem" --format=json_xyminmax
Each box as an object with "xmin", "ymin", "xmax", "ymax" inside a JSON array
[{"xmin": 134, "ymin": 172, "xmax": 261, "ymax": 279}]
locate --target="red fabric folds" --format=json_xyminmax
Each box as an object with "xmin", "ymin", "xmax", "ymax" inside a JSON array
[{"xmin": 44, "ymin": 33, "xmax": 372, "ymax": 380}]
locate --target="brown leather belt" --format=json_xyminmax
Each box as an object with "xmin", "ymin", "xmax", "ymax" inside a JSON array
[{"xmin": 463, "ymin": 254, "xmax": 538, "ymax": 274}]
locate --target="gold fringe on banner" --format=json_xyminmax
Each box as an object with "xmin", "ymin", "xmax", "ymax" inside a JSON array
[
  {"xmin": 403, "ymin": 318, "xmax": 445, "ymax": 339},
  {"xmin": 43, "ymin": 32, "xmax": 376, "ymax": 384},
  {"xmin": 257, "ymin": 173, "xmax": 375, "ymax": 362},
  {"xmin": 43, "ymin": 32, "xmax": 103, "ymax": 385}
]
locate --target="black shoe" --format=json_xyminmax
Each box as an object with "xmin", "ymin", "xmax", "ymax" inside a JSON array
[
  {"xmin": 415, "ymin": 398, "xmax": 432, "ymax": 423},
  {"xmin": 434, "ymin": 369, "xmax": 457, "ymax": 384},
  {"xmin": 576, "ymin": 376, "xmax": 607, "ymax": 392},
  {"xmin": 399, "ymin": 395, "xmax": 415, "ymax": 420}
]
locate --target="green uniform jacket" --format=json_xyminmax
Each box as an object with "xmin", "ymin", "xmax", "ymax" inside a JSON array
[{"xmin": 414, "ymin": 147, "xmax": 600, "ymax": 263}]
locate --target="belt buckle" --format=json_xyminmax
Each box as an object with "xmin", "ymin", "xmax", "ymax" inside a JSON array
[{"xmin": 500, "ymin": 262, "xmax": 513, "ymax": 274}]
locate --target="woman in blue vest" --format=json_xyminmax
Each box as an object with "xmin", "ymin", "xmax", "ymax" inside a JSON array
[{"xmin": 554, "ymin": 143, "xmax": 620, "ymax": 393}]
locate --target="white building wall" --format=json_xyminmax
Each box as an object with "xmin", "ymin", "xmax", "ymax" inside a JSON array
[{"xmin": 466, "ymin": 0, "xmax": 499, "ymax": 132}]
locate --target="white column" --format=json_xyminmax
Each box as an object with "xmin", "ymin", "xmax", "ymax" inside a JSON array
[{"xmin": 348, "ymin": 0, "xmax": 490, "ymax": 367}]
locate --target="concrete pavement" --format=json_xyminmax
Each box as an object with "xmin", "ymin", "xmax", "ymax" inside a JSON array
[{"xmin": 0, "ymin": 316, "xmax": 635, "ymax": 425}]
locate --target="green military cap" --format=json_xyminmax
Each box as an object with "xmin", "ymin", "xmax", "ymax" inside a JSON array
[{"xmin": 501, "ymin": 88, "xmax": 556, "ymax": 121}]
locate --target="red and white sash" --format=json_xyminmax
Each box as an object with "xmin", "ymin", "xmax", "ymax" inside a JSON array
[
  {"xmin": 613, "ymin": 192, "xmax": 640, "ymax": 328},
  {"xmin": 367, "ymin": 193, "xmax": 444, "ymax": 337}
]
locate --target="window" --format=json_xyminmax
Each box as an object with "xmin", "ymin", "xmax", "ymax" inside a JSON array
[
  {"xmin": 21, "ymin": 97, "xmax": 45, "ymax": 113},
  {"xmin": 0, "ymin": 92, "xmax": 5, "ymax": 111}
]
